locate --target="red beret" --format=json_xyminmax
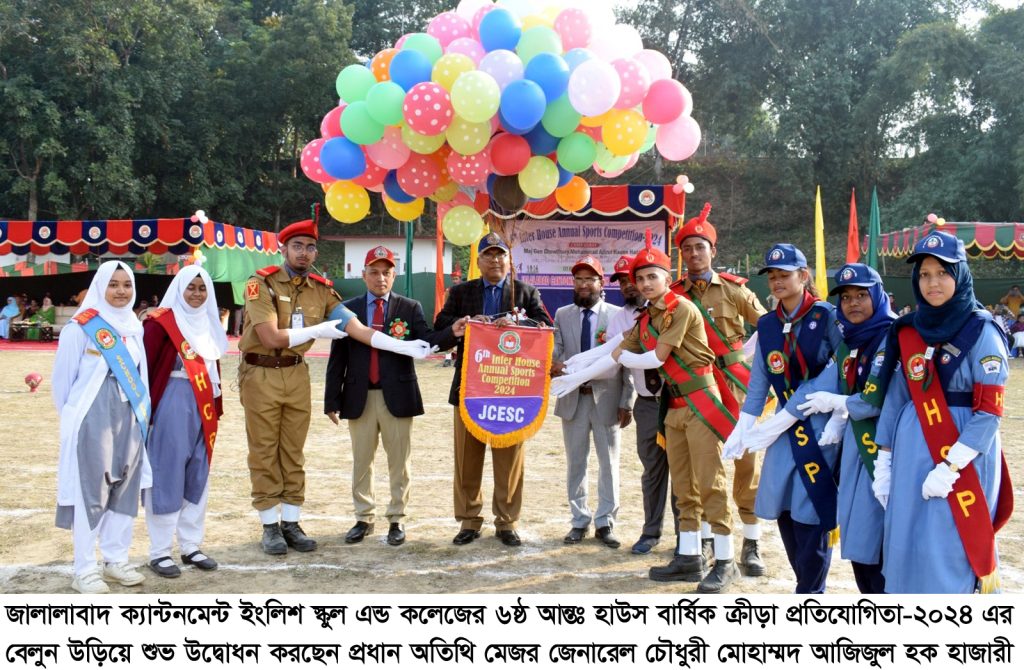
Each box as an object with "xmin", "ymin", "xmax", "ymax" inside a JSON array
[
  {"xmin": 674, "ymin": 202, "xmax": 716, "ymax": 248},
  {"xmin": 279, "ymin": 219, "xmax": 318, "ymax": 245},
  {"xmin": 364, "ymin": 245, "xmax": 396, "ymax": 268},
  {"xmin": 570, "ymin": 255, "xmax": 604, "ymax": 278}
]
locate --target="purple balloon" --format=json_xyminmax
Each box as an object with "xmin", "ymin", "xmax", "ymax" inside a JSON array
[{"xmin": 479, "ymin": 49, "xmax": 524, "ymax": 92}]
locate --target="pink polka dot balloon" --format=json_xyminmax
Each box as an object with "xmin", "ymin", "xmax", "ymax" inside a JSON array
[
  {"xmin": 300, "ymin": 138, "xmax": 335, "ymax": 184},
  {"xmin": 403, "ymin": 82, "xmax": 454, "ymax": 136},
  {"xmin": 320, "ymin": 104, "xmax": 346, "ymax": 139},
  {"xmin": 352, "ymin": 152, "xmax": 388, "ymax": 188},
  {"xmin": 554, "ymin": 8, "xmax": 591, "ymax": 51},
  {"xmin": 397, "ymin": 154, "xmax": 444, "ymax": 197},
  {"xmin": 445, "ymin": 37, "xmax": 486, "ymax": 65},
  {"xmin": 612, "ymin": 58, "xmax": 650, "ymax": 109},
  {"xmin": 447, "ymin": 149, "xmax": 492, "ymax": 186},
  {"xmin": 472, "ymin": 5, "xmax": 498, "ymax": 36},
  {"xmin": 428, "ymin": 11, "xmax": 472, "ymax": 48},
  {"xmin": 366, "ymin": 126, "xmax": 411, "ymax": 169}
]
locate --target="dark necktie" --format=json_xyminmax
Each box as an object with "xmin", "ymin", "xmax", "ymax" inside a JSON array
[
  {"xmin": 369, "ymin": 298, "xmax": 384, "ymax": 384},
  {"xmin": 644, "ymin": 369, "xmax": 663, "ymax": 395},
  {"xmin": 581, "ymin": 308, "xmax": 593, "ymax": 352}
]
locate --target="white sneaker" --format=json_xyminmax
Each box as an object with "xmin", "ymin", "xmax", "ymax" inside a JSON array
[
  {"xmin": 72, "ymin": 569, "xmax": 110, "ymax": 594},
  {"xmin": 103, "ymin": 561, "xmax": 145, "ymax": 586}
]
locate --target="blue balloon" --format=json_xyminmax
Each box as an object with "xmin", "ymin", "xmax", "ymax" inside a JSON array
[
  {"xmin": 479, "ymin": 8, "xmax": 522, "ymax": 52},
  {"xmin": 563, "ymin": 48, "xmax": 595, "ymax": 73},
  {"xmin": 384, "ymin": 171, "xmax": 415, "ymax": 203},
  {"xmin": 524, "ymin": 53, "xmax": 569, "ymax": 102},
  {"xmin": 556, "ymin": 164, "xmax": 574, "ymax": 188},
  {"xmin": 498, "ymin": 108, "xmax": 535, "ymax": 135},
  {"xmin": 320, "ymin": 137, "xmax": 366, "ymax": 180},
  {"xmin": 389, "ymin": 50, "xmax": 432, "ymax": 91},
  {"xmin": 524, "ymin": 124, "xmax": 560, "ymax": 155},
  {"xmin": 486, "ymin": 173, "xmax": 498, "ymax": 194},
  {"xmin": 500, "ymin": 79, "xmax": 546, "ymax": 132}
]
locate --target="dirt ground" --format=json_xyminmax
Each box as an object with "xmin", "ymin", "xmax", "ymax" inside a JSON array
[{"xmin": 1, "ymin": 344, "xmax": 1021, "ymax": 595}]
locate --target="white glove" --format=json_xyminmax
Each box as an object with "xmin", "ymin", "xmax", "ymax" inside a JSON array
[
  {"xmin": 551, "ymin": 354, "xmax": 618, "ymax": 398},
  {"xmin": 922, "ymin": 462, "xmax": 960, "ymax": 500},
  {"xmin": 798, "ymin": 391, "xmax": 849, "ymax": 416},
  {"xmin": 722, "ymin": 412, "xmax": 758, "ymax": 460},
  {"xmin": 287, "ymin": 320, "xmax": 347, "ymax": 347},
  {"xmin": 744, "ymin": 409, "xmax": 799, "ymax": 453},
  {"xmin": 872, "ymin": 450, "xmax": 892, "ymax": 509},
  {"xmin": 370, "ymin": 331, "xmax": 434, "ymax": 359},
  {"xmin": 618, "ymin": 349, "xmax": 662, "ymax": 370},
  {"xmin": 563, "ymin": 333, "xmax": 624, "ymax": 374},
  {"xmin": 818, "ymin": 411, "xmax": 848, "ymax": 446},
  {"xmin": 946, "ymin": 441, "xmax": 979, "ymax": 469}
]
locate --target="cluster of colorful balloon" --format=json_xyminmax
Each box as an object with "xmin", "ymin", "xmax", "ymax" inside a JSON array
[{"xmin": 301, "ymin": 0, "xmax": 700, "ymax": 245}]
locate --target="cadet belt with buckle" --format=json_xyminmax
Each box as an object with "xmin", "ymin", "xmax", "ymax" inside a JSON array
[{"xmin": 243, "ymin": 353, "xmax": 303, "ymax": 368}]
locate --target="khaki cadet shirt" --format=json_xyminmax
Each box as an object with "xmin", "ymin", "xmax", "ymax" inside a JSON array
[
  {"xmin": 622, "ymin": 292, "xmax": 715, "ymax": 369},
  {"xmin": 679, "ymin": 271, "xmax": 766, "ymax": 345},
  {"xmin": 239, "ymin": 266, "xmax": 343, "ymax": 357}
]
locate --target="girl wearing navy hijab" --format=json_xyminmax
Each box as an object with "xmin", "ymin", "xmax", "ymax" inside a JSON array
[
  {"xmin": 782, "ymin": 263, "xmax": 897, "ymax": 593},
  {"xmin": 722, "ymin": 244, "xmax": 843, "ymax": 593},
  {"xmin": 870, "ymin": 231, "xmax": 1012, "ymax": 593}
]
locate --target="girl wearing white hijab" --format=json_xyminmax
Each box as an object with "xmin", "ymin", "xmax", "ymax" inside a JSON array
[
  {"xmin": 52, "ymin": 261, "xmax": 150, "ymax": 594},
  {"xmin": 142, "ymin": 265, "xmax": 227, "ymax": 578}
]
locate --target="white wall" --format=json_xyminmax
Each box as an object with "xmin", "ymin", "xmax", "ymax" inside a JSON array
[{"xmin": 330, "ymin": 236, "xmax": 453, "ymax": 279}]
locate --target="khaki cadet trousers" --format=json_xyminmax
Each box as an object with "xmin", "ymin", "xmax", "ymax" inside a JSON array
[
  {"xmin": 240, "ymin": 362, "xmax": 311, "ymax": 511},
  {"xmin": 453, "ymin": 409, "xmax": 524, "ymax": 532},
  {"xmin": 663, "ymin": 403, "xmax": 732, "ymax": 535},
  {"xmin": 348, "ymin": 390, "xmax": 412, "ymax": 524}
]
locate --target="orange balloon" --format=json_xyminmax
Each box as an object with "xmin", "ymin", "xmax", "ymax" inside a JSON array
[
  {"xmin": 371, "ymin": 48, "xmax": 398, "ymax": 82},
  {"xmin": 555, "ymin": 176, "xmax": 591, "ymax": 212}
]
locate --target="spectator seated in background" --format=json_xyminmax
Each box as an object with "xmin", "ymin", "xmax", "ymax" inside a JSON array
[
  {"xmin": 1011, "ymin": 314, "xmax": 1024, "ymax": 358},
  {"xmin": 999, "ymin": 284, "xmax": 1023, "ymax": 316},
  {"xmin": 0, "ymin": 297, "xmax": 21, "ymax": 338}
]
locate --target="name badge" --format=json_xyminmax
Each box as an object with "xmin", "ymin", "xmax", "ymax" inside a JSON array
[
  {"xmin": 291, "ymin": 311, "xmax": 304, "ymax": 329},
  {"xmin": 782, "ymin": 323, "xmax": 792, "ymax": 334},
  {"xmin": 279, "ymin": 295, "xmax": 291, "ymax": 303}
]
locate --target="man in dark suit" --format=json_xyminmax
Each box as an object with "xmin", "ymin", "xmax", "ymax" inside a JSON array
[
  {"xmin": 434, "ymin": 232, "xmax": 553, "ymax": 547},
  {"xmin": 325, "ymin": 246, "xmax": 466, "ymax": 546}
]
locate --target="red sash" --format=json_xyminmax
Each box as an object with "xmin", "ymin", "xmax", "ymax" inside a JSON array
[
  {"xmin": 639, "ymin": 292, "xmax": 735, "ymax": 441},
  {"xmin": 898, "ymin": 327, "xmax": 1013, "ymax": 592},
  {"xmin": 151, "ymin": 308, "xmax": 219, "ymax": 462}
]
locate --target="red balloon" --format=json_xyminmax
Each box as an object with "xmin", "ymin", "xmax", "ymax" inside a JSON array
[
  {"xmin": 397, "ymin": 154, "xmax": 443, "ymax": 197},
  {"xmin": 320, "ymin": 104, "xmax": 346, "ymax": 139},
  {"xmin": 576, "ymin": 124, "xmax": 602, "ymax": 141},
  {"xmin": 300, "ymin": 138, "xmax": 335, "ymax": 184},
  {"xmin": 489, "ymin": 133, "xmax": 531, "ymax": 176},
  {"xmin": 352, "ymin": 151, "xmax": 387, "ymax": 188},
  {"xmin": 447, "ymin": 149, "xmax": 491, "ymax": 186}
]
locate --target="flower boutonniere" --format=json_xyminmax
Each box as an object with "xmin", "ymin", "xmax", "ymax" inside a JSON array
[
  {"xmin": 595, "ymin": 327, "xmax": 608, "ymax": 345},
  {"xmin": 388, "ymin": 318, "xmax": 409, "ymax": 340}
]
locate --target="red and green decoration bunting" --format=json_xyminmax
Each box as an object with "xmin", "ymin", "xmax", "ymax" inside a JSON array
[{"xmin": 868, "ymin": 221, "xmax": 1024, "ymax": 261}]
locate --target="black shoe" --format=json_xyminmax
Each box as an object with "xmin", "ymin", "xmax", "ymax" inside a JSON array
[
  {"xmin": 281, "ymin": 521, "xmax": 317, "ymax": 552},
  {"xmin": 148, "ymin": 557, "xmax": 181, "ymax": 578},
  {"xmin": 631, "ymin": 535, "xmax": 660, "ymax": 555},
  {"xmin": 387, "ymin": 523, "xmax": 406, "ymax": 546},
  {"xmin": 261, "ymin": 523, "xmax": 287, "ymax": 555},
  {"xmin": 496, "ymin": 529, "xmax": 522, "ymax": 547},
  {"xmin": 563, "ymin": 526, "xmax": 587, "ymax": 544},
  {"xmin": 649, "ymin": 554, "xmax": 705, "ymax": 582},
  {"xmin": 181, "ymin": 550, "xmax": 218, "ymax": 571},
  {"xmin": 452, "ymin": 529, "xmax": 481, "ymax": 545},
  {"xmin": 741, "ymin": 538, "xmax": 766, "ymax": 576},
  {"xmin": 697, "ymin": 559, "xmax": 740, "ymax": 593},
  {"xmin": 702, "ymin": 538, "xmax": 715, "ymax": 568},
  {"xmin": 595, "ymin": 526, "xmax": 621, "ymax": 549},
  {"xmin": 345, "ymin": 521, "xmax": 374, "ymax": 544}
]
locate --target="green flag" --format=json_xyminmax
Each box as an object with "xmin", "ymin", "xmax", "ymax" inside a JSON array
[{"xmin": 867, "ymin": 186, "xmax": 881, "ymax": 270}]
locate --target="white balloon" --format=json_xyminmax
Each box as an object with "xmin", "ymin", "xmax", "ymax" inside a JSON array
[
  {"xmin": 455, "ymin": 0, "xmax": 492, "ymax": 21},
  {"xmin": 682, "ymin": 182, "xmax": 695, "ymax": 194},
  {"xmin": 567, "ymin": 59, "xmax": 620, "ymax": 117},
  {"xmin": 497, "ymin": 0, "xmax": 539, "ymax": 18},
  {"xmin": 634, "ymin": 49, "xmax": 673, "ymax": 82}
]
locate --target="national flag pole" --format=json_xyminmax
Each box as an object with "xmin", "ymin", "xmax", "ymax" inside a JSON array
[
  {"xmin": 846, "ymin": 188, "xmax": 859, "ymax": 263},
  {"xmin": 867, "ymin": 186, "xmax": 881, "ymax": 270},
  {"xmin": 814, "ymin": 186, "xmax": 829, "ymax": 296}
]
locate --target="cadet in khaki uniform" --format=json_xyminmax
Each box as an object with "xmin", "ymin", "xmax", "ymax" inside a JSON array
[
  {"xmin": 240, "ymin": 219, "xmax": 432, "ymax": 555},
  {"xmin": 552, "ymin": 237, "xmax": 738, "ymax": 593},
  {"xmin": 671, "ymin": 203, "xmax": 768, "ymax": 576}
]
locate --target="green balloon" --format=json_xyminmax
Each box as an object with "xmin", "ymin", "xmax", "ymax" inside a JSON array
[
  {"xmin": 402, "ymin": 33, "xmax": 443, "ymax": 64},
  {"xmin": 336, "ymin": 64, "xmax": 377, "ymax": 103},
  {"xmin": 451, "ymin": 71, "xmax": 500, "ymax": 124},
  {"xmin": 341, "ymin": 101, "xmax": 385, "ymax": 145},
  {"xmin": 518, "ymin": 156, "xmax": 559, "ymax": 199},
  {"xmin": 556, "ymin": 133, "xmax": 597, "ymax": 173},
  {"xmin": 541, "ymin": 94, "xmax": 582, "ymax": 138},
  {"xmin": 446, "ymin": 116, "xmax": 491, "ymax": 155},
  {"xmin": 365, "ymin": 81, "xmax": 406, "ymax": 126},
  {"xmin": 516, "ymin": 26, "xmax": 562, "ymax": 66},
  {"xmin": 595, "ymin": 142, "xmax": 629, "ymax": 171},
  {"xmin": 640, "ymin": 124, "xmax": 657, "ymax": 152}
]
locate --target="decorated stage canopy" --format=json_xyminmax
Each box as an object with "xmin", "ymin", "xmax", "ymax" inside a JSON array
[
  {"xmin": 870, "ymin": 221, "xmax": 1024, "ymax": 260},
  {"xmin": 475, "ymin": 183, "xmax": 685, "ymax": 219}
]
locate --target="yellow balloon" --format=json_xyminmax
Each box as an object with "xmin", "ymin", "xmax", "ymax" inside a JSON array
[
  {"xmin": 539, "ymin": 6, "xmax": 561, "ymax": 24},
  {"xmin": 446, "ymin": 116, "xmax": 491, "ymax": 155},
  {"xmin": 521, "ymin": 14, "xmax": 549, "ymax": 30},
  {"xmin": 401, "ymin": 123, "xmax": 447, "ymax": 154},
  {"xmin": 429, "ymin": 181, "xmax": 459, "ymax": 203},
  {"xmin": 432, "ymin": 53, "xmax": 476, "ymax": 92},
  {"xmin": 580, "ymin": 111, "xmax": 612, "ymax": 128},
  {"xmin": 443, "ymin": 205, "xmax": 484, "ymax": 246},
  {"xmin": 325, "ymin": 180, "xmax": 370, "ymax": 224},
  {"xmin": 383, "ymin": 194, "xmax": 425, "ymax": 222},
  {"xmin": 602, "ymin": 109, "xmax": 647, "ymax": 156}
]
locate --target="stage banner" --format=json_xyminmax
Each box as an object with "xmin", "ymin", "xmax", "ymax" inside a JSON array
[{"xmin": 459, "ymin": 322, "xmax": 555, "ymax": 448}]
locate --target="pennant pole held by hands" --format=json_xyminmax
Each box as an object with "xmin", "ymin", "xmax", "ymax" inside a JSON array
[
  {"xmin": 814, "ymin": 186, "xmax": 829, "ymax": 297},
  {"xmin": 846, "ymin": 188, "xmax": 860, "ymax": 263}
]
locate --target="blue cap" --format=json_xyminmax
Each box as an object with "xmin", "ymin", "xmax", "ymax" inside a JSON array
[
  {"xmin": 829, "ymin": 263, "xmax": 882, "ymax": 295},
  {"xmin": 758, "ymin": 243, "xmax": 808, "ymax": 274},
  {"xmin": 478, "ymin": 232, "xmax": 510, "ymax": 255},
  {"xmin": 907, "ymin": 230, "xmax": 966, "ymax": 265}
]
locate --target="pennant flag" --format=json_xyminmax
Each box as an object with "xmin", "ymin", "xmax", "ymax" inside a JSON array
[
  {"xmin": 867, "ymin": 186, "xmax": 881, "ymax": 270},
  {"xmin": 814, "ymin": 186, "xmax": 829, "ymax": 297},
  {"xmin": 846, "ymin": 188, "xmax": 860, "ymax": 263}
]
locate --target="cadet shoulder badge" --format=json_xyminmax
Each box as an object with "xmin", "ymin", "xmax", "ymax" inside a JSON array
[
  {"xmin": 246, "ymin": 278, "xmax": 260, "ymax": 301},
  {"xmin": 767, "ymin": 350, "xmax": 786, "ymax": 375},
  {"xmin": 906, "ymin": 353, "xmax": 927, "ymax": 382}
]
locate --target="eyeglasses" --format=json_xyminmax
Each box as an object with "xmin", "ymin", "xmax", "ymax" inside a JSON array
[
  {"xmin": 288, "ymin": 243, "xmax": 318, "ymax": 254},
  {"xmin": 573, "ymin": 276, "xmax": 600, "ymax": 285},
  {"xmin": 480, "ymin": 252, "xmax": 508, "ymax": 262}
]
